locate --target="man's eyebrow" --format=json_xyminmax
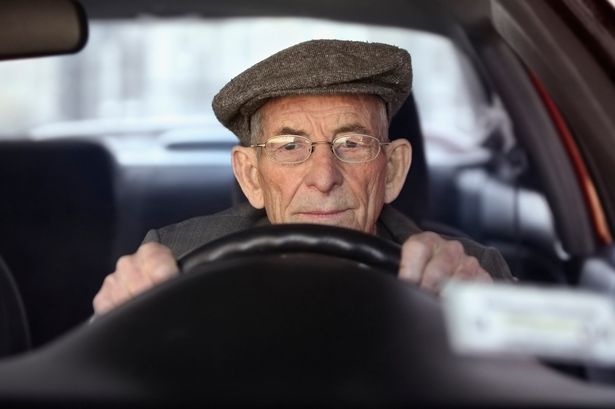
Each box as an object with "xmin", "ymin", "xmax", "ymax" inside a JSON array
[
  {"xmin": 276, "ymin": 127, "xmax": 308, "ymax": 136},
  {"xmin": 274, "ymin": 124, "xmax": 373, "ymax": 136},
  {"xmin": 334, "ymin": 124, "xmax": 373, "ymax": 135}
]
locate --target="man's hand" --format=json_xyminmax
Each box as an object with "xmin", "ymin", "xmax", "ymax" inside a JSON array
[
  {"xmin": 93, "ymin": 242, "xmax": 179, "ymax": 315},
  {"xmin": 398, "ymin": 232, "xmax": 492, "ymax": 294}
]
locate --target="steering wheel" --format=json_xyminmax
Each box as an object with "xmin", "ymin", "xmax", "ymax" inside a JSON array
[
  {"xmin": 0, "ymin": 224, "xmax": 611, "ymax": 407},
  {"xmin": 178, "ymin": 223, "xmax": 401, "ymax": 276}
]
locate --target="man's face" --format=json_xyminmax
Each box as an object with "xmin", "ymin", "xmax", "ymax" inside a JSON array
[{"xmin": 232, "ymin": 94, "xmax": 411, "ymax": 234}]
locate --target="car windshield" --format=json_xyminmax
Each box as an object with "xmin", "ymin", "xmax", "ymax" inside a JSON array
[{"xmin": 0, "ymin": 16, "xmax": 504, "ymax": 163}]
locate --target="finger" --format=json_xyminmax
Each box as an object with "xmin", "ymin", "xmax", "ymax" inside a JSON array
[
  {"xmin": 93, "ymin": 269, "xmax": 123, "ymax": 315},
  {"xmin": 136, "ymin": 242, "xmax": 179, "ymax": 284},
  {"xmin": 101, "ymin": 273, "xmax": 132, "ymax": 310},
  {"xmin": 114, "ymin": 254, "xmax": 154, "ymax": 296},
  {"xmin": 398, "ymin": 232, "xmax": 443, "ymax": 283},
  {"xmin": 92, "ymin": 288, "xmax": 115, "ymax": 315},
  {"xmin": 108, "ymin": 274, "xmax": 132, "ymax": 307},
  {"xmin": 453, "ymin": 256, "xmax": 493, "ymax": 283},
  {"xmin": 419, "ymin": 240, "xmax": 464, "ymax": 293}
]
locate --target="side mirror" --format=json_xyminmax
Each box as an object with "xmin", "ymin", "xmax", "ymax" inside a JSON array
[{"xmin": 0, "ymin": 0, "xmax": 87, "ymax": 61}]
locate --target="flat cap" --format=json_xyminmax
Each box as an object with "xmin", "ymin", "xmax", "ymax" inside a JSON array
[{"xmin": 212, "ymin": 39, "xmax": 412, "ymax": 145}]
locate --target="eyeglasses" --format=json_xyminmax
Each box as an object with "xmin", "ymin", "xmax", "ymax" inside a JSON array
[{"xmin": 251, "ymin": 134, "xmax": 389, "ymax": 164}]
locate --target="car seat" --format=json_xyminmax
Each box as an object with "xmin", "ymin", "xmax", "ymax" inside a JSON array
[
  {"xmin": 0, "ymin": 139, "xmax": 117, "ymax": 347},
  {"xmin": 389, "ymin": 93, "xmax": 431, "ymax": 223},
  {"xmin": 0, "ymin": 255, "xmax": 30, "ymax": 357}
]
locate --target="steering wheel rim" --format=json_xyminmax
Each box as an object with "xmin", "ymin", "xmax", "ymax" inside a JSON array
[{"xmin": 178, "ymin": 223, "xmax": 401, "ymax": 276}]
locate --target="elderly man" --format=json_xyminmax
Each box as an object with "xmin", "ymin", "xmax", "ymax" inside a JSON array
[{"xmin": 93, "ymin": 39, "xmax": 512, "ymax": 315}]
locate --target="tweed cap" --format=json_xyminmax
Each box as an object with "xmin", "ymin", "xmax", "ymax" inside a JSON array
[{"xmin": 212, "ymin": 39, "xmax": 412, "ymax": 145}]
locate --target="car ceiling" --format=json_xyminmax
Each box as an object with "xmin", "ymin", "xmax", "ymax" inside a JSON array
[{"xmin": 78, "ymin": 0, "xmax": 492, "ymax": 35}]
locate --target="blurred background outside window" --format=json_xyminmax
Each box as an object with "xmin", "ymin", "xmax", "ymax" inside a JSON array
[{"xmin": 0, "ymin": 17, "xmax": 508, "ymax": 162}]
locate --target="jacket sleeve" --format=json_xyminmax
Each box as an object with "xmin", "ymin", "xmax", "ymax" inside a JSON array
[{"xmin": 142, "ymin": 229, "xmax": 162, "ymax": 244}]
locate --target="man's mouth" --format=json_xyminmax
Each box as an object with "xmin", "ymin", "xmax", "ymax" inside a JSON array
[{"xmin": 295, "ymin": 209, "xmax": 349, "ymax": 221}]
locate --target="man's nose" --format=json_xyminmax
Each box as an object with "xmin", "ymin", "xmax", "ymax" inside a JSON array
[{"xmin": 304, "ymin": 143, "xmax": 343, "ymax": 192}]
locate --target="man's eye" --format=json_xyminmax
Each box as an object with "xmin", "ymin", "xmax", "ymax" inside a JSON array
[
  {"xmin": 282, "ymin": 143, "xmax": 299, "ymax": 151},
  {"xmin": 338, "ymin": 138, "xmax": 362, "ymax": 149}
]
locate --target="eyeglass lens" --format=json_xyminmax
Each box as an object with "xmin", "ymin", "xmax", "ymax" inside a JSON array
[{"xmin": 264, "ymin": 134, "xmax": 381, "ymax": 163}]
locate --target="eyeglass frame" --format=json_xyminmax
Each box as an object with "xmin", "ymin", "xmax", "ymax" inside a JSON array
[{"xmin": 250, "ymin": 133, "xmax": 391, "ymax": 164}]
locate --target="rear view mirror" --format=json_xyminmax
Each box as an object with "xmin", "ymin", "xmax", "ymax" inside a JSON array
[{"xmin": 0, "ymin": 0, "xmax": 87, "ymax": 61}]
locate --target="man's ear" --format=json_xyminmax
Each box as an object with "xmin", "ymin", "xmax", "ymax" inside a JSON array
[
  {"xmin": 384, "ymin": 138, "xmax": 412, "ymax": 204},
  {"xmin": 232, "ymin": 145, "xmax": 265, "ymax": 209}
]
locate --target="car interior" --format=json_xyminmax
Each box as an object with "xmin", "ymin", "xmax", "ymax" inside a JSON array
[{"xmin": 0, "ymin": 0, "xmax": 614, "ymax": 406}]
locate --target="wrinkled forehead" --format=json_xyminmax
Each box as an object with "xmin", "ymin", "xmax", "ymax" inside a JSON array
[{"xmin": 259, "ymin": 94, "xmax": 387, "ymax": 136}]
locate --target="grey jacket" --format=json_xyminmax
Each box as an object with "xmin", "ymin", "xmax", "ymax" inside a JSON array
[{"xmin": 144, "ymin": 203, "xmax": 513, "ymax": 280}]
